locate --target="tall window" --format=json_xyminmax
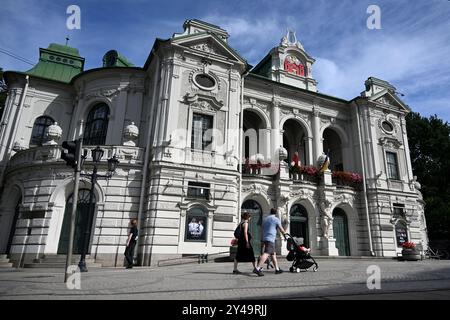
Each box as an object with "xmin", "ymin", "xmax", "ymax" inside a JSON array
[
  {"xmin": 191, "ymin": 113, "xmax": 213, "ymax": 151},
  {"xmin": 386, "ymin": 151, "xmax": 399, "ymax": 180},
  {"xmin": 30, "ymin": 116, "xmax": 54, "ymax": 146},
  {"xmin": 83, "ymin": 103, "xmax": 109, "ymax": 145}
]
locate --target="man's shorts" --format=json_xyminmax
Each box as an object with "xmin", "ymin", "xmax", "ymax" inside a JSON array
[{"xmin": 263, "ymin": 241, "xmax": 275, "ymax": 255}]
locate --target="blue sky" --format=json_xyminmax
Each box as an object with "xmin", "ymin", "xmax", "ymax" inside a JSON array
[{"xmin": 1, "ymin": 0, "xmax": 449, "ymax": 121}]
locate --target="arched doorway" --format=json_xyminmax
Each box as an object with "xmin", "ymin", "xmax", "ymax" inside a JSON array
[
  {"xmin": 289, "ymin": 204, "xmax": 309, "ymax": 246},
  {"xmin": 323, "ymin": 128, "xmax": 343, "ymax": 171},
  {"xmin": 6, "ymin": 197, "xmax": 22, "ymax": 255},
  {"xmin": 241, "ymin": 200, "xmax": 263, "ymax": 255},
  {"xmin": 332, "ymin": 208, "xmax": 350, "ymax": 256},
  {"xmin": 58, "ymin": 189, "xmax": 95, "ymax": 254},
  {"xmin": 283, "ymin": 119, "xmax": 307, "ymax": 166},
  {"xmin": 242, "ymin": 109, "xmax": 266, "ymax": 162}
]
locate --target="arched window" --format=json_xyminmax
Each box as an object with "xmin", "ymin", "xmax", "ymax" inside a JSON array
[
  {"xmin": 30, "ymin": 116, "xmax": 54, "ymax": 146},
  {"xmin": 83, "ymin": 103, "xmax": 109, "ymax": 145},
  {"xmin": 185, "ymin": 206, "xmax": 208, "ymax": 242}
]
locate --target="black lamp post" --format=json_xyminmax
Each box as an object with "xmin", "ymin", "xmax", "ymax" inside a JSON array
[{"xmin": 78, "ymin": 147, "xmax": 119, "ymax": 272}]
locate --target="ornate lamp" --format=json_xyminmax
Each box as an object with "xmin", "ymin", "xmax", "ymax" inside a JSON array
[
  {"xmin": 91, "ymin": 146, "xmax": 104, "ymax": 163},
  {"xmin": 107, "ymin": 154, "xmax": 119, "ymax": 174}
]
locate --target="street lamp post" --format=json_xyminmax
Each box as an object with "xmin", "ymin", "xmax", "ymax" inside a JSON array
[{"xmin": 78, "ymin": 146, "xmax": 119, "ymax": 272}]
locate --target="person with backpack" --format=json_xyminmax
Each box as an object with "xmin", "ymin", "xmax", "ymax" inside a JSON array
[
  {"xmin": 232, "ymin": 212, "xmax": 259, "ymax": 275},
  {"xmin": 124, "ymin": 219, "xmax": 138, "ymax": 269},
  {"xmin": 254, "ymin": 208, "xmax": 287, "ymax": 276}
]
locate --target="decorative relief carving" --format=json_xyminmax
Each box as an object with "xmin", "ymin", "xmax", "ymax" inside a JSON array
[
  {"xmin": 192, "ymin": 100, "xmax": 215, "ymax": 112},
  {"xmin": 334, "ymin": 193, "xmax": 354, "ymax": 206},
  {"xmin": 289, "ymin": 189, "xmax": 314, "ymax": 201},
  {"xmin": 379, "ymin": 137, "xmax": 403, "ymax": 149},
  {"xmin": 184, "ymin": 93, "xmax": 223, "ymax": 111},
  {"xmin": 85, "ymin": 88, "xmax": 121, "ymax": 101},
  {"xmin": 242, "ymin": 183, "xmax": 268, "ymax": 196},
  {"xmin": 190, "ymin": 43, "xmax": 217, "ymax": 54}
]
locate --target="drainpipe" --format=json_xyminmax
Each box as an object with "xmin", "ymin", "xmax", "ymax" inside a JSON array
[
  {"xmin": 354, "ymin": 99, "xmax": 375, "ymax": 256},
  {"xmin": 135, "ymin": 54, "xmax": 160, "ymax": 266}
]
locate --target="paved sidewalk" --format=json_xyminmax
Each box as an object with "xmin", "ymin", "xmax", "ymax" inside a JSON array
[{"xmin": 0, "ymin": 258, "xmax": 450, "ymax": 299}]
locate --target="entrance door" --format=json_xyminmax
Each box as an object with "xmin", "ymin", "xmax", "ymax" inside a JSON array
[
  {"xmin": 290, "ymin": 204, "xmax": 309, "ymax": 246},
  {"xmin": 241, "ymin": 200, "xmax": 263, "ymax": 256},
  {"xmin": 58, "ymin": 190, "xmax": 94, "ymax": 254},
  {"xmin": 6, "ymin": 197, "xmax": 21, "ymax": 255},
  {"xmin": 333, "ymin": 208, "xmax": 350, "ymax": 256}
]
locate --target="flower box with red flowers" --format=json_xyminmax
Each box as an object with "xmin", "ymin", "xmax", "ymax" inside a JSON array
[{"xmin": 400, "ymin": 242, "xmax": 421, "ymax": 261}]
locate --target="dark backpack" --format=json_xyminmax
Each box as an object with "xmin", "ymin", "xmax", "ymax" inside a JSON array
[{"xmin": 234, "ymin": 223, "xmax": 242, "ymax": 239}]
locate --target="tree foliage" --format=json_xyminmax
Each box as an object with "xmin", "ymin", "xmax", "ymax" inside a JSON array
[{"xmin": 406, "ymin": 112, "xmax": 450, "ymax": 243}]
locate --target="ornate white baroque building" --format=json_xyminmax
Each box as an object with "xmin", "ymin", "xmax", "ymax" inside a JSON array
[{"xmin": 0, "ymin": 20, "xmax": 427, "ymax": 267}]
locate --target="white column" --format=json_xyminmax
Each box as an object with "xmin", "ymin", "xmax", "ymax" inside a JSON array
[
  {"xmin": 108, "ymin": 81, "xmax": 129, "ymax": 145},
  {"xmin": 400, "ymin": 116, "xmax": 414, "ymax": 181},
  {"xmin": 265, "ymin": 128, "xmax": 271, "ymax": 161},
  {"xmin": 312, "ymin": 108, "xmax": 321, "ymax": 162},
  {"xmin": 271, "ymin": 99, "xmax": 280, "ymax": 161},
  {"xmin": 306, "ymin": 136, "xmax": 313, "ymax": 165}
]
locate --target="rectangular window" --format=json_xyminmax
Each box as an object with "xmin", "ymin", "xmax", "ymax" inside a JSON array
[
  {"xmin": 187, "ymin": 182, "xmax": 210, "ymax": 200},
  {"xmin": 191, "ymin": 113, "xmax": 213, "ymax": 150},
  {"xmin": 393, "ymin": 203, "xmax": 405, "ymax": 219},
  {"xmin": 386, "ymin": 152, "xmax": 399, "ymax": 180}
]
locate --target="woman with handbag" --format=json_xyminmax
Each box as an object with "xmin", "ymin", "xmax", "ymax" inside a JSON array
[{"xmin": 233, "ymin": 212, "xmax": 260, "ymax": 275}]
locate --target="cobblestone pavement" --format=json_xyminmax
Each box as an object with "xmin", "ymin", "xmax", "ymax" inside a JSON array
[{"xmin": 0, "ymin": 258, "xmax": 450, "ymax": 300}]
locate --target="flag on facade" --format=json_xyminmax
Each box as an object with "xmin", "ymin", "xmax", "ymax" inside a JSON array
[{"xmin": 319, "ymin": 150, "xmax": 330, "ymax": 174}]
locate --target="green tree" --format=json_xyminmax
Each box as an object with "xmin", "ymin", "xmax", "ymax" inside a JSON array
[{"xmin": 406, "ymin": 112, "xmax": 450, "ymax": 244}]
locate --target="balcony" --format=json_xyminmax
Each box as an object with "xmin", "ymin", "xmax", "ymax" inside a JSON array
[{"xmin": 6, "ymin": 145, "xmax": 144, "ymax": 172}]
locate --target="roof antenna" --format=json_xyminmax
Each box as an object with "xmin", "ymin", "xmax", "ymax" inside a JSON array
[{"xmin": 65, "ymin": 35, "xmax": 70, "ymax": 46}]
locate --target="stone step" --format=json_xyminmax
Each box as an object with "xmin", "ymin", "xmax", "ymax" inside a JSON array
[
  {"xmin": 0, "ymin": 263, "xmax": 13, "ymax": 268},
  {"xmin": 25, "ymin": 254, "xmax": 102, "ymax": 269},
  {"xmin": 23, "ymin": 262, "xmax": 102, "ymax": 269},
  {"xmin": 0, "ymin": 255, "xmax": 13, "ymax": 268},
  {"xmin": 33, "ymin": 255, "xmax": 94, "ymax": 263}
]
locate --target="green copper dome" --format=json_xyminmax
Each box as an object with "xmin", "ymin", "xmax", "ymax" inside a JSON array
[{"xmin": 26, "ymin": 43, "xmax": 85, "ymax": 83}]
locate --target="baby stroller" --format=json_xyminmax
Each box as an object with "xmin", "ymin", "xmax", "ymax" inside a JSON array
[{"xmin": 285, "ymin": 234, "xmax": 318, "ymax": 273}]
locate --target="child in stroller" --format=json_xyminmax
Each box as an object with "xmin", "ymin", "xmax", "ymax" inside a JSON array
[{"xmin": 285, "ymin": 234, "xmax": 318, "ymax": 273}]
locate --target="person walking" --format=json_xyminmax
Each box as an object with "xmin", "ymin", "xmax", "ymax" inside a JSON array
[
  {"xmin": 124, "ymin": 219, "xmax": 138, "ymax": 269},
  {"xmin": 233, "ymin": 212, "xmax": 258, "ymax": 275},
  {"xmin": 254, "ymin": 208, "xmax": 287, "ymax": 276}
]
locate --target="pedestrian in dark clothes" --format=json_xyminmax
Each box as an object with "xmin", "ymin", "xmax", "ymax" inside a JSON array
[
  {"xmin": 233, "ymin": 212, "xmax": 258, "ymax": 275},
  {"xmin": 124, "ymin": 219, "xmax": 138, "ymax": 269}
]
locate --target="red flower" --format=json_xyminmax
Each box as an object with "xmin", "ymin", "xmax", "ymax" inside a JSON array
[{"xmin": 402, "ymin": 242, "xmax": 416, "ymax": 249}]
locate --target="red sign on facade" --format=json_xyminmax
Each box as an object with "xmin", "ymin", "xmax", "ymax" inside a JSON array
[{"xmin": 284, "ymin": 55, "xmax": 305, "ymax": 76}]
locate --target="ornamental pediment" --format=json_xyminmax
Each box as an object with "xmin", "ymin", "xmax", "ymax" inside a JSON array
[
  {"xmin": 369, "ymin": 90, "xmax": 410, "ymax": 113},
  {"xmin": 379, "ymin": 136, "xmax": 403, "ymax": 149},
  {"xmin": 183, "ymin": 92, "xmax": 224, "ymax": 111},
  {"xmin": 172, "ymin": 33, "xmax": 246, "ymax": 65}
]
